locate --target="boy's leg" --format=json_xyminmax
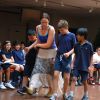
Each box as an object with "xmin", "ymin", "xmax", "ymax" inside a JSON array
[
  {"xmin": 83, "ymin": 80, "xmax": 88, "ymax": 96},
  {"xmin": 17, "ymin": 76, "xmax": 29, "ymax": 95},
  {"xmin": 49, "ymin": 71, "xmax": 60, "ymax": 100},
  {"xmin": 63, "ymin": 72, "xmax": 70, "ymax": 95},
  {"xmin": 68, "ymin": 69, "xmax": 79, "ymax": 100},
  {"xmin": 81, "ymin": 71, "xmax": 89, "ymax": 100},
  {"xmin": 53, "ymin": 71, "xmax": 60, "ymax": 94}
]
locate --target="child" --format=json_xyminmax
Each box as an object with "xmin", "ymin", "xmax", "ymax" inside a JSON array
[
  {"xmin": 20, "ymin": 41, "xmax": 26, "ymax": 64},
  {"xmin": 12, "ymin": 41, "xmax": 24, "ymax": 87},
  {"xmin": 0, "ymin": 42, "xmax": 6, "ymax": 89},
  {"xmin": 68, "ymin": 28, "xmax": 93, "ymax": 100},
  {"xmin": 17, "ymin": 29, "xmax": 37, "ymax": 94},
  {"xmin": 50, "ymin": 20, "xmax": 76, "ymax": 100},
  {"xmin": 0, "ymin": 41, "xmax": 15, "ymax": 89},
  {"xmin": 89, "ymin": 47, "xmax": 100, "ymax": 85}
]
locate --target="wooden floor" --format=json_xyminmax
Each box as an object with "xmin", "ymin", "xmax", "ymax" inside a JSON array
[{"xmin": 0, "ymin": 85, "xmax": 100, "ymax": 100}]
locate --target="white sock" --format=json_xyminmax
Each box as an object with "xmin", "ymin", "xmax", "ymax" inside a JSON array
[
  {"xmin": 69, "ymin": 91, "xmax": 74, "ymax": 97},
  {"xmin": 53, "ymin": 93, "xmax": 58, "ymax": 97},
  {"xmin": 84, "ymin": 91, "xmax": 88, "ymax": 97}
]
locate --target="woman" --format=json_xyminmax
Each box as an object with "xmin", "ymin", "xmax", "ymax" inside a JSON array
[{"xmin": 26, "ymin": 13, "xmax": 57, "ymax": 95}]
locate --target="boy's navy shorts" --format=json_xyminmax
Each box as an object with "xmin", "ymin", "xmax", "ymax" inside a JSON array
[
  {"xmin": 73, "ymin": 69, "xmax": 89, "ymax": 82},
  {"xmin": 54, "ymin": 54, "xmax": 71, "ymax": 73}
]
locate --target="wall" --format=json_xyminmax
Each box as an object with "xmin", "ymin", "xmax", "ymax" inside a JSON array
[
  {"xmin": 0, "ymin": 11, "xmax": 26, "ymax": 42},
  {"xmin": 50, "ymin": 12, "xmax": 100, "ymax": 43},
  {"xmin": 0, "ymin": 8, "xmax": 100, "ymax": 44}
]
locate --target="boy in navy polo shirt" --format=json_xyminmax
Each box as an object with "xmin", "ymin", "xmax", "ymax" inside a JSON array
[
  {"xmin": 50, "ymin": 20, "xmax": 76, "ymax": 100},
  {"xmin": 68, "ymin": 28, "xmax": 93, "ymax": 100}
]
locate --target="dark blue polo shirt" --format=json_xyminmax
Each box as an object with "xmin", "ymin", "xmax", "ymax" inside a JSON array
[
  {"xmin": 1, "ymin": 50, "xmax": 13, "ymax": 59},
  {"xmin": 57, "ymin": 32, "xmax": 76, "ymax": 54},
  {"xmin": 74, "ymin": 41, "xmax": 93, "ymax": 71},
  {"xmin": 12, "ymin": 50, "xmax": 24, "ymax": 65}
]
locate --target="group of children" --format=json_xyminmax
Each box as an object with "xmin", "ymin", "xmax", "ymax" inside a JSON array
[
  {"xmin": 0, "ymin": 19, "xmax": 100, "ymax": 100},
  {"xmin": 0, "ymin": 40, "xmax": 25, "ymax": 89}
]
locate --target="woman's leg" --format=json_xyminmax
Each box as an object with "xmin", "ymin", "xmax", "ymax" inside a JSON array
[{"xmin": 47, "ymin": 74, "xmax": 53, "ymax": 95}]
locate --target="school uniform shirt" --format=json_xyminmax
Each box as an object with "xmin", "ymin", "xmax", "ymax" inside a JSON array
[
  {"xmin": 12, "ymin": 50, "xmax": 25, "ymax": 65},
  {"xmin": 1, "ymin": 50, "xmax": 13, "ymax": 59},
  {"xmin": 57, "ymin": 32, "xmax": 76, "ymax": 59},
  {"xmin": 93, "ymin": 53, "xmax": 100, "ymax": 64},
  {"xmin": 74, "ymin": 41, "xmax": 93, "ymax": 71}
]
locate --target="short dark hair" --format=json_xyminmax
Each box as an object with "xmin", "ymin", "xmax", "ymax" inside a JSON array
[
  {"xmin": 96, "ymin": 46, "xmax": 100, "ymax": 50},
  {"xmin": 76, "ymin": 28, "xmax": 88, "ymax": 39},
  {"xmin": 12, "ymin": 40, "xmax": 20, "ymax": 46},
  {"xmin": 27, "ymin": 29, "xmax": 36, "ymax": 36},
  {"xmin": 58, "ymin": 19, "xmax": 69, "ymax": 29},
  {"xmin": 42, "ymin": 12, "xmax": 50, "ymax": 21}
]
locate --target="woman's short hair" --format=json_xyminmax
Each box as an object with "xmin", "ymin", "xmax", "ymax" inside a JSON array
[{"xmin": 58, "ymin": 19, "xmax": 69, "ymax": 29}]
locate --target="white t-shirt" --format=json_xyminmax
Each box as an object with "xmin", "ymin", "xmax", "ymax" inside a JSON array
[{"xmin": 93, "ymin": 53, "xmax": 100, "ymax": 64}]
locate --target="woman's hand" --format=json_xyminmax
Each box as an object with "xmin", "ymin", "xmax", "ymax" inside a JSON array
[
  {"xmin": 25, "ymin": 47, "xmax": 30, "ymax": 53},
  {"xmin": 35, "ymin": 44, "xmax": 41, "ymax": 48}
]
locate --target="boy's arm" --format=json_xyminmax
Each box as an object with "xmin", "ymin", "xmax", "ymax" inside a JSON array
[
  {"xmin": 88, "ymin": 55, "xmax": 94, "ymax": 71},
  {"xmin": 64, "ymin": 48, "xmax": 74, "ymax": 58},
  {"xmin": 71, "ymin": 54, "xmax": 76, "ymax": 69}
]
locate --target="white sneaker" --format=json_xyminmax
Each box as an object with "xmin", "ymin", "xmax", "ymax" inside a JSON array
[
  {"xmin": 49, "ymin": 95, "xmax": 56, "ymax": 100},
  {"xmin": 0, "ymin": 82, "xmax": 7, "ymax": 89},
  {"xmin": 5, "ymin": 82, "xmax": 15, "ymax": 89}
]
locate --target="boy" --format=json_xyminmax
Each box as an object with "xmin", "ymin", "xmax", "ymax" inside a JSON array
[
  {"xmin": 68, "ymin": 28, "xmax": 93, "ymax": 100},
  {"xmin": 17, "ymin": 29, "xmax": 37, "ymax": 94},
  {"xmin": 50, "ymin": 20, "xmax": 76, "ymax": 100}
]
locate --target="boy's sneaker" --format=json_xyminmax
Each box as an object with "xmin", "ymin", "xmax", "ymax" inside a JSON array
[
  {"xmin": 81, "ymin": 95, "xmax": 89, "ymax": 100},
  {"xmin": 5, "ymin": 82, "xmax": 15, "ymax": 89},
  {"xmin": 0, "ymin": 82, "xmax": 7, "ymax": 89},
  {"xmin": 17, "ymin": 87, "xmax": 27, "ymax": 95},
  {"xmin": 49, "ymin": 95, "xmax": 57, "ymax": 100},
  {"xmin": 63, "ymin": 94, "xmax": 73, "ymax": 100},
  {"xmin": 67, "ymin": 96, "xmax": 73, "ymax": 100}
]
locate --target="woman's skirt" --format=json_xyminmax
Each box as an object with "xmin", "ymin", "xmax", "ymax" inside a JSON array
[{"xmin": 29, "ymin": 48, "xmax": 57, "ymax": 88}]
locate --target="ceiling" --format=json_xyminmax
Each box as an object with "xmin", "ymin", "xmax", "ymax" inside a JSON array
[{"xmin": 0, "ymin": 0, "xmax": 100, "ymax": 15}]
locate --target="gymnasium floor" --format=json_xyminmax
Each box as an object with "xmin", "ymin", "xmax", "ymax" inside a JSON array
[{"xmin": 0, "ymin": 85, "xmax": 100, "ymax": 100}]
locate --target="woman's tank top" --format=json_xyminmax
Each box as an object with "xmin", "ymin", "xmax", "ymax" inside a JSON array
[{"xmin": 37, "ymin": 25, "xmax": 56, "ymax": 49}]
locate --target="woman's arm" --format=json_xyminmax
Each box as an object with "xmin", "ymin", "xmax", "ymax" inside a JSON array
[{"xmin": 36, "ymin": 26, "xmax": 55, "ymax": 49}]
